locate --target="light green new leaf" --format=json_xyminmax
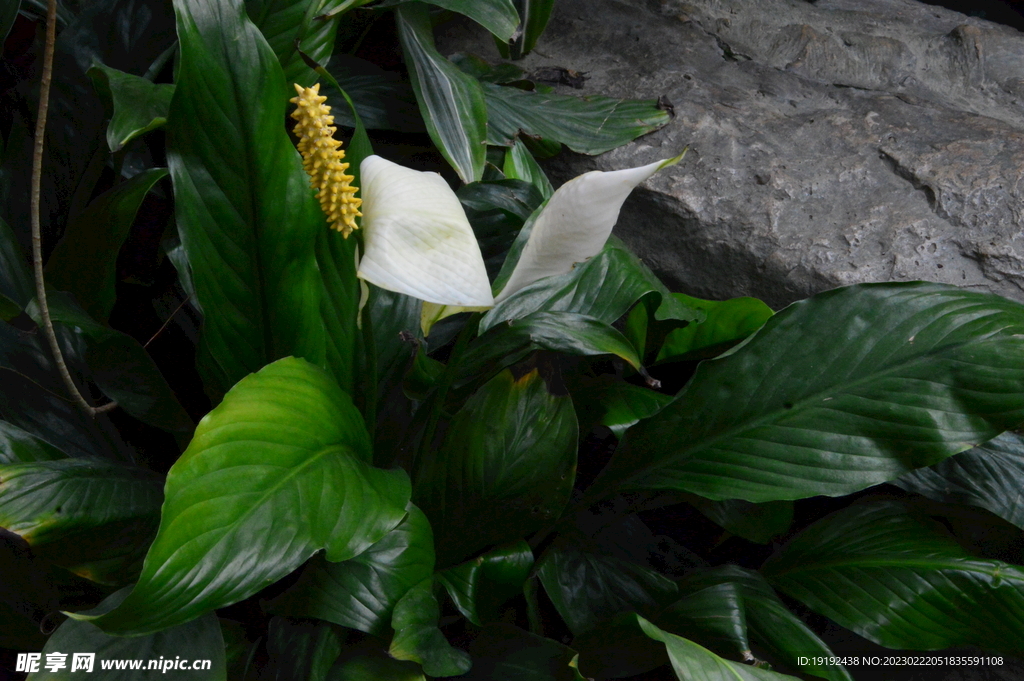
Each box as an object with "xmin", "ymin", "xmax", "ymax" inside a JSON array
[
  {"xmin": 389, "ymin": 579, "xmax": 472, "ymax": 677},
  {"xmin": 637, "ymin": 616, "xmax": 799, "ymax": 681},
  {"xmin": 87, "ymin": 64, "xmax": 174, "ymax": 151},
  {"xmin": 416, "ymin": 367, "xmax": 576, "ymax": 566},
  {"xmin": 600, "ymin": 283, "xmax": 1024, "ymax": 503},
  {"xmin": 72, "ymin": 357, "xmax": 410, "ymax": 635},
  {"xmin": 396, "ymin": 2, "xmax": 488, "ymax": 183},
  {"xmin": 168, "ymin": 0, "xmax": 325, "ymax": 396},
  {"xmin": 0, "ymin": 421, "xmax": 66, "ymax": 464},
  {"xmin": 266, "ymin": 503, "xmax": 435, "ymax": 636},
  {"xmin": 0, "ymin": 459, "xmax": 163, "ymax": 584},
  {"xmin": 762, "ymin": 499, "xmax": 1024, "ymax": 653},
  {"xmin": 31, "ymin": 598, "xmax": 225, "ymax": 681},
  {"xmin": 484, "ymin": 82, "xmax": 670, "ymax": 155},
  {"xmin": 896, "ymin": 431, "xmax": 1024, "ymax": 530},
  {"xmin": 45, "ymin": 168, "xmax": 168, "ymax": 322},
  {"xmin": 655, "ymin": 293, "xmax": 773, "ymax": 363},
  {"xmin": 437, "ymin": 541, "xmax": 533, "ymax": 625}
]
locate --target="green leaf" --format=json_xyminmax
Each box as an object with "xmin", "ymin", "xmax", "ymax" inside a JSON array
[
  {"xmin": 266, "ymin": 503, "xmax": 435, "ymax": 636},
  {"xmin": 437, "ymin": 541, "xmax": 533, "ymax": 625},
  {"xmin": 505, "ymin": 0, "xmax": 554, "ymax": 58},
  {"xmin": 462, "ymin": 623, "xmax": 581, "ymax": 681},
  {"xmin": 415, "ymin": 366, "xmax": 576, "ymax": 566},
  {"xmin": 637, "ymin": 615, "xmax": 799, "ymax": 681},
  {"xmin": 687, "ymin": 498, "xmax": 793, "ymax": 545},
  {"xmin": 73, "ymin": 357, "xmax": 410, "ymax": 635},
  {"xmin": 0, "ymin": 215, "xmax": 32, "ymax": 310},
  {"xmin": 0, "ymin": 0, "xmax": 19, "ymax": 47},
  {"xmin": 0, "ymin": 421, "xmax": 66, "ymax": 464},
  {"xmin": 654, "ymin": 293, "xmax": 774, "ymax": 363},
  {"xmin": 87, "ymin": 63, "xmax": 175, "ymax": 151},
  {"xmin": 681, "ymin": 566, "xmax": 852, "ymax": 681},
  {"xmin": 0, "ymin": 459, "xmax": 163, "ymax": 584},
  {"xmin": 537, "ymin": 537, "xmax": 678, "ymax": 636},
  {"xmin": 389, "ymin": 579, "xmax": 472, "ymax": 677},
  {"xmin": 569, "ymin": 612, "xmax": 667, "ymax": 680},
  {"xmin": 762, "ymin": 499, "xmax": 1024, "ymax": 653},
  {"xmin": 895, "ymin": 431, "xmax": 1024, "ymax": 530},
  {"xmin": 481, "ymin": 239, "xmax": 700, "ymax": 335},
  {"xmin": 168, "ymin": 0, "xmax": 325, "ymax": 395},
  {"xmin": 455, "ymin": 311, "xmax": 646, "ymax": 391},
  {"xmin": 601, "ymin": 283, "xmax": 1024, "ymax": 503},
  {"xmin": 458, "ymin": 178, "xmax": 544, "ymax": 279},
  {"xmin": 503, "ymin": 139, "xmax": 553, "ymax": 199},
  {"xmin": 264, "ymin": 617, "xmax": 342, "ymax": 681},
  {"xmin": 321, "ymin": 56, "xmax": 422, "ymax": 132},
  {"xmin": 572, "ymin": 378, "xmax": 672, "ymax": 438},
  {"xmin": 382, "ymin": 0, "xmax": 519, "ymax": 42},
  {"xmin": 484, "ymin": 82, "xmax": 670, "ymax": 154},
  {"xmin": 0, "ymin": 294, "xmax": 19, "ymax": 321},
  {"xmin": 330, "ymin": 653, "xmax": 425, "ymax": 681},
  {"xmin": 396, "ymin": 2, "xmax": 488, "ymax": 183},
  {"xmin": 45, "ymin": 168, "xmax": 168, "ymax": 321},
  {"xmin": 30, "ymin": 597, "xmax": 225, "ymax": 680}
]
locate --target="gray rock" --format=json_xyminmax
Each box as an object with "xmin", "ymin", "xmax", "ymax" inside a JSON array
[{"xmin": 437, "ymin": 0, "xmax": 1024, "ymax": 309}]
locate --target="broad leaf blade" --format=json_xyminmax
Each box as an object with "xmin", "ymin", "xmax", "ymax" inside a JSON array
[
  {"xmin": 87, "ymin": 63, "xmax": 174, "ymax": 151},
  {"xmin": 0, "ymin": 421, "xmax": 66, "ymax": 464},
  {"xmin": 266, "ymin": 503, "xmax": 435, "ymax": 636},
  {"xmin": 437, "ymin": 541, "xmax": 533, "ymax": 625},
  {"xmin": 603, "ymin": 283, "xmax": 1024, "ymax": 503},
  {"xmin": 415, "ymin": 366, "xmax": 576, "ymax": 566},
  {"xmin": 247, "ymin": 0, "xmax": 359, "ymax": 86},
  {"xmin": 73, "ymin": 357, "xmax": 410, "ymax": 635},
  {"xmin": 389, "ymin": 579, "xmax": 471, "ymax": 677},
  {"xmin": 896, "ymin": 431, "xmax": 1024, "ymax": 530},
  {"xmin": 396, "ymin": 2, "xmax": 487, "ymax": 183},
  {"xmin": 659, "ymin": 583, "xmax": 750, "ymax": 658},
  {"xmin": 762, "ymin": 499, "xmax": 1024, "ymax": 653},
  {"xmin": 655, "ymin": 293, "xmax": 774, "ymax": 363},
  {"xmin": 168, "ymin": 0, "xmax": 325, "ymax": 396},
  {"xmin": 503, "ymin": 138, "xmax": 553, "ymax": 199}
]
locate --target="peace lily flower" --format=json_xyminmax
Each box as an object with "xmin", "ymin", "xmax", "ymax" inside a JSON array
[{"xmin": 291, "ymin": 83, "xmax": 682, "ymax": 326}]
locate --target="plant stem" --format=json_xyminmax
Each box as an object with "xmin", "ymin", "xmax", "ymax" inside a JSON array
[{"xmin": 30, "ymin": 0, "xmax": 116, "ymax": 418}]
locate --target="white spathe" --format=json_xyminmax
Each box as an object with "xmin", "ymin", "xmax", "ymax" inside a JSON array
[
  {"xmin": 494, "ymin": 154, "xmax": 682, "ymax": 303},
  {"xmin": 357, "ymin": 155, "xmax": 494, "ymax": 307}
]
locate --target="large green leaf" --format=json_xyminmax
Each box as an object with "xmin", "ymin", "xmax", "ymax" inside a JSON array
[
  {"xmin": 484, "ymin": 82, "xmax": 671, "ymax": 155},
  {"xmin": 0, "ymin": 459, "xmax": 162, "ymax": 584},
  {"xmin": 437, "ymin": 541, "xmax": 533, "ymax": 625},
  {"xmin": 462, "ymin": 623, "xmax": 581, "ymax": 681},
  {"xmin": 389, "ymin": 579, "xmax": 472, "ymax": 677},
  {"xmin": 659, "ymin": 583, "xmax": 750, "ymax": 659},
  {"xmin": 266, "ymin": 503, "xmax": 435, "ymax": 636},
  {"xmin": 0, "ymin": 421, "xmax": 66, "ymax": 464},
  {"xmin": 168, "ymin": 0, "xmax": 325, "ymax": 396},
  {"xmin": 762, "ymin": 499, "xmax": 1024, "ymax": 653},
  {"xmin": 383, "ymin": 0, "xmax": 519, "ymax": 42},
  {"xmin": 896, "ymin": 431, "xmax": 1024, "ymax": 530},
  {"xmin": 637, "ymin": 616, "xmax": 799, "ymax": 681},
  {"xmin": 396, "ymin": 2, "xmax": 488, "ymax": 183},
  {"xmin": 72, "ymin": 357, "xmax": 410, "ymax": 635},
  {"xmin": 652, "ymin": 293, "xmax": 774, "ymax": 363},
  {"xmin": 45, "ymin": 168, "xmax": 168, "ymax": 321},
  {"xmin": 30, "ymin": 596, "xmax": 225, "ymax": 680},
  {"xmin": 480, "ymin": 239, "xmax": 700, "ymax": 334},
  {"xmin": 264, "ymin": 617, "xmax": 342, "ymax": 681},
  {"xmin": 599, "ymin": 283, "xmax": 1024, "ymax": 503},
  {"xmin": 87, "ymin": 63, "xmax": 174, "ymax": 151},
  {"xmin": 415, "ymin": 366, "xmax": 576, "ymax": 566},
  {"xmin": 570, "ymin": 377, "xmax": 672, "ymax": 438}
]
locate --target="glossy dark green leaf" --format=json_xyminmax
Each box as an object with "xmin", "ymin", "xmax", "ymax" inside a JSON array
[
  {"xmin": 384, "ymin": 0, "xmax": 519, "ymax": 41},
  {"xmin": 680, "ymin": 565, "xmax": 852, "ymax": 681},
  {"xmin": 87, "ymin": 63, "xmax": 174, "ymax": 151},
  {"xmin": 321, "ymin": 56, "xmax": 422, "ymax": 132},
  {"xmin": 601, "ymin": 283, "xmax": 1024, "ymax": 503},
  {"xmin": 589, "ymin": 380, "xmax": 672, "ymax": 438},
  {"xmin": 481, "ymin": 239, "xmax": 700, "ymax": 334},
  {"xmin": 46, "ymin": 168, "xmax": 168, "ymax": 321},
  {"xmin": 266, "ymin": 504, "xmax": 435, "ymax": 636},
  {"xmin": 264, "ymin": 617, "xmax": 342, "ymax": 681},
  {"xmin": 762, "ymin": 499, "xmax": 1024, "ymax": 653},
  {"xmin": 687, "ymin": 498, "xmax": 794, "ymax": 545},
  {"xmin": 503, "ymin": 139, "xmax": 553, "ymax": 198},
  {"xmin": 396, "ymin": 2, "xmax": 488, "ymax": 183},
  {"xmin": 505, "ymin": 0, "xmax": 554, "ymax": 58},
  {"xmin": 168, "ymin": 0, "xmax": 325, "ymax": 395},
  {"xmin": 895, "ymin": 431, "xmax": 1024, "ymax": 530},
  {"xmin": 537, "ymin": 538, "xmax": 678, "ymax": 636},
  {"xmin": 484, "ymin": 82, "xmax": 670, "ymax": 154},
  {"xmin": 0, "ymin": 215, "xmax": 32, "ymax": 310},
  {"xmin": 0, "ymin": 421, "xmax": 66, "ymax": 464},
  {"xmin": 437, "ymin": 541, "xmax": 533, "ymax": 625},
  {"xmin": 31, "ymin": 596, "xmax": 225, "ymax": 680},
  {"xmin": 455, "ymin": 311, "xmax": 645, "ymax": 391},
  {"xmin": 389, "ymin": 579, "xmax": 472, "ymax": 677},
  {"xmin": 458, "ymin": 178, "xmax": 544, "ymax": 279},
  {"xmin": 0, "ymin": 459, "xmax": 162, "ymax": 584},
  {"xmin": 637, "ymin": 616, "xmax": 799, "ymax": 681},
  {"xmin": 330, "ymin": 653, "xmax": 425, "ymax": 681},
  {"xmin": 659, "ymin": 583, "xmax": 750, "ymax": 658},
  {"xmin": 74, "ymin": 357, "xmax": 410, "ymax": 635},
  {"xmin": 654, "ymin": 293, "xmax": 773, "ymax": 363},
  {"xmin": 463, "ymin": 623, "xmax": 580, "ymax": 681},
  {"xmin": 415, "ymin": 367, "xmax": 576, "ymax": 565}
]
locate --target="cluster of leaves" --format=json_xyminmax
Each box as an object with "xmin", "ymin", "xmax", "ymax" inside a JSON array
[{"xmin": 2, "ymin": 0, "xmax": 1024, "ymax": 680}]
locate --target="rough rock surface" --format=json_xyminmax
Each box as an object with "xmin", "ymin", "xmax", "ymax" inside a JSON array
[{"xmin": 438, "ymin": 0, "xmax": 1024, "ymax": 308}]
